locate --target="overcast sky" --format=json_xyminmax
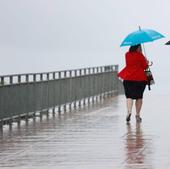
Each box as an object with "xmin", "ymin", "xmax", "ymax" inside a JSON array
[{"xmin": 0, "ymin": 0, "xmax": 170, "ymax": 93}]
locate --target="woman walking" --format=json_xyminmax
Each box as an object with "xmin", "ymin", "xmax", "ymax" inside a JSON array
[{"xmin": 118, "ymin": 44, "xmax": 149, "ymax": 122}]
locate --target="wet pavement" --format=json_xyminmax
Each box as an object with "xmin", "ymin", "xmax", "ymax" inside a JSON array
[{"xmin": 0, "ymin": 94, "xmax": 170, "ymax": 169}]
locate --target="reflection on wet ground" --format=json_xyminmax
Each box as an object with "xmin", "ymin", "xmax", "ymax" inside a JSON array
[
  {"xmin": 0, "ymin": 94, "xmax": 170, "ymax": 169},
  {"xmin": 123, "ymin": 123, "xmax": 153, "ymax": 169}
]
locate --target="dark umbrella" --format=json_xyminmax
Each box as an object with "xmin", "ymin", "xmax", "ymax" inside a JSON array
[{"xmin": 165, "ymin": 40, "xmax": 170, "ymax": 45}]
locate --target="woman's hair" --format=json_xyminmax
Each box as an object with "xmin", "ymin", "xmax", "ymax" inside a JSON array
[{"xmin": 129, "ymin": 44, "xmax": 141, "ymax": 52}]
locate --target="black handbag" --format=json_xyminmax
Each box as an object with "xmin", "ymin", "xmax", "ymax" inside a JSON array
[{"xmin": 145, "ymin": 68, "xmax": 155, "ymax": 90}]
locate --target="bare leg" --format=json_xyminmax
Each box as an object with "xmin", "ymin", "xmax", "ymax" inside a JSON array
[
  {"xmin": 126, "ymin": 98, "xmax": 133, "ymax": 122},
  {"xmin": 135, "ymin": 99, "xmax": 142, "ymax": 116},
  {"xmin": 126, "ymin": 98, "xmax": 133, "ymax": 115},
  {"xmin": 135, "ymin": 99, "xmax": 143, "ymax": 122}
]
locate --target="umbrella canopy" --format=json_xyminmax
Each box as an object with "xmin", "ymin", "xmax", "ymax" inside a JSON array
[
  {"xmin": 120, "ymin": 28, "xmax": 165, "ymax": 47},
  {"xmin": 165, "ymin": 40, "xmax": 170, "ymax": 45}
]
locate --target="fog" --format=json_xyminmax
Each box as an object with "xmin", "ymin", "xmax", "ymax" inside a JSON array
[{"xmin": 0, "ymin": 0, "xmax": 170, "ymax": 93}]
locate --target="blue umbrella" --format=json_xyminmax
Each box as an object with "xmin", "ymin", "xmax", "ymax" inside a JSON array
[{"xmin": 120, "ymin": 28, "xmax": 165, "ymax": 47}]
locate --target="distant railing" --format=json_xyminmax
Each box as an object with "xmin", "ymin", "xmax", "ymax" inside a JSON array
[{"xmin": 0, "ymin": 65, "xmax": 120, "ymax": 127}]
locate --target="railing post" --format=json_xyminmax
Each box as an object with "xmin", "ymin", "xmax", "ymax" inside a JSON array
[
  {"xmin": 52, "ymin": 108, "xmax": 55, "ymax": 116},
  {"xmin": 86, "ymin": 97, "xmax": 89, "ymax": 105},
  {"xmin": 18, "ymin": 75, "xmax": 21, "ymax": 83},
  {"xmin": 47, "ymin": 73, "xmax": 49, "ymax": 80},
  {"xmin": 0, "ymin": 77, "xmax": 4, "ymax": 85},
  {"xmin": 64, "ymin": 104, "xmax": 67, "ymax": 112},
  {"xmin": 64, "ymin": 71, "xmax": 67, "ymax": 78},
  {"xmin": 40, "ymin": 74, "xmax": 43, "ymax": 81},
  {"xmin": 93, "ymin": 68, "xmax": 95, "ymax": 74},
  {"xmin": 33, "ymin": 74, "xmax": 36, "ymax": 82},
  {"xmin": 74, "ymin": 101, "xmax": 77, "ymax": 109},
  {"xmin": 96, "ymin": 67, "xmax": 99, "ymax": 73},
  {"xmin": 84, "ymin": 69, "xmax": 86, "ymax": 75},
  {"xmin": 78, "ymin": 100, "xmax": 81, "ymax": 107},
  {"xmin": 79, "ymin": 69, "xmax": 82, "ymax": 76},
  {"xmin": 82, "ymin": 97, "xmax": 85, "ymax": 105},
  {"xmin": 58, "ymin": 106, "xmax": 61, "ymax": 114},
  {"xmin": 26, "ymin": 75, "xmax": 29, "ymax": 82},
  {"xmin": 69, "ymin": 71, "xmax": 72, "ymax": 77},
  {"xmin": 100, "ymin": 67, "xmax": 103, "ymax": 73},
  {"xmin": 74, "ymin": 70, "xmax": 77, "ymax": 77},
  {"xmin": 88, "ymin": 68, "xmax": 91, "ymax": 74},
  {"xmin": 58, "ymin": 72, "xmax": 61, "ymax": 79},
  {"xmin": 10, "ymin": 76, "xmax": 13, "ymax": 84},
  {"xmin": 0, "ymin": 119, "xmax": 3, "ymax": 129},
  {"xmin": 115, "ymin": 65, "xmax": 118, "ymax": 71},
  {"xmin": 69, "ymin": 103, "xmax": 72, "ymax": 111},
  {"xmin": 53, "ymin": 72, "xmax": 55, "ymax": 80}
]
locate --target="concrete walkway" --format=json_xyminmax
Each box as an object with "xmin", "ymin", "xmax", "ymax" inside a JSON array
[{"xmin": 0, "ymin": 93, "xmax": 170, "ymax": 169}]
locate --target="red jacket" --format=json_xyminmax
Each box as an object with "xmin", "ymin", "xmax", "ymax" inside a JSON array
[{"xmin": 118, "ymin": 51, "xmax": 148, "ymax": 81}]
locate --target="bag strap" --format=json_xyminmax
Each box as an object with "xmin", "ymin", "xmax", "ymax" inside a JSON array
[{"xmin": 148, "ymin": 83, "xmax": 151, "ymax": 90}]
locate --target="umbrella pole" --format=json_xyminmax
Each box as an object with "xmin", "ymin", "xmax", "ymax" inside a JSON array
[
  {"xmin": 139, "ymin": 26, "xmax": 153, "ymax": 90},
  {"xmin": 141, "ymin": 41, "xmax": 153, "ymax": 66},
  {"xmin": 142, "ymin": 43, "xmax": 147, "ymax": 58},
  {"xmin": 141, "ymin": 43, "xmax": 153, "ymax": 90},
  {"xmin": 139, "ymin": 26, "xmax": 151, "ymax": 62},
  {"xmin": 139, "ymin": 26, "xmax": 147, "ymax": 58}
]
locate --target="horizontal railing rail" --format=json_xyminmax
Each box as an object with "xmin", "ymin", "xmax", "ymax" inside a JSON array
[{"xmin": 0, "ymin": 65, "xmax": 118, "ymax": 85}]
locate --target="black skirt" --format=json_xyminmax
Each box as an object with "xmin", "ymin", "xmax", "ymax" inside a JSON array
[{"xmin": 123, "ymin": 80, "xmax": 147, "ymax": 99}]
